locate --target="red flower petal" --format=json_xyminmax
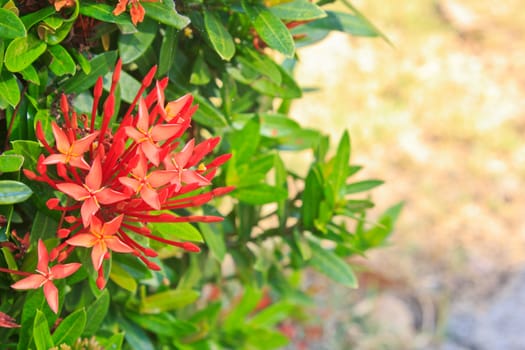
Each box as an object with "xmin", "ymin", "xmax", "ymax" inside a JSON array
[
  {"xmin": 37, "ymin": 240, "xmax": 49, "ymax": 273},
  {"xmin": 11, "ymin": 274, "xmax": 47, "ymax": 290},
  {"xmin": 105, "ymin": 237, "xmax": 134, "ymax": 253},
  {"xmin": 66, "ymin": 233, "xmax": 98, "ymax": 248},
  {"xmin": 43, "ymin": 281, "xmax": 59, "ymax": 313},
  {"xmin": 56, "ymin": 183, "xmax": 89, "ymax": 201},
  {"xmin": 50, "ymin": 262, "xmax": 81, "ymax": 279}
]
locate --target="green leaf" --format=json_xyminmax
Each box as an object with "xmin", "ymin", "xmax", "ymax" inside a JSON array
[
  {"xmin": 149, "ymin": 220, "xmax": 203, "ymax": 243},
  {"xmin": 0, "ymin": 180, "xmax": 32, "ymax": 204},
  {"xmin": 118, "ymin": 316, "xmax": 155, "ymax": 350},
  {"xmin": 70, "ymin": 50, "xmax": 91, "ymax": 74},
  {"xmin": 233, "ymin": 184, "xmax": 288, "ymax": 205},
  {"xmin": 346, "ymin": 179, "xmax": 384, "ymax": 194},
  {"xmin": 308, "ymin": 238, "xmax": 358, "ymax": 288},
  {"xmin": 242, "ymin": 0, "xmax": 295, "ymax": 57},
  {"xmin": 270, "ymin": 0, "xmax": 326, "ymax": 21},
  {"xmin": 79, "ymin": 1, "xmax": 132, "ymax": 24},
  {"xmin": 142, "ymin": 0, "xmax": 190, "ymax": 29},
  {"xmin": 0, "ymin": 154, "xmax": 24, "ymax": 173},
  {"xmin": 260, "ymin": 113, "xmax": 300, "ymax": 137},
  {"xmin": 10, "ymin": 140, "xmax": 41, "ymax": 171},
  {"xmin": 328, "ymin": 131, "xmax": 350, "ymax": 201},
  {"xmin": 29, "ymin": 211, "xmax": 58, "ymax": 245},
  {"xmin": 249, "ymin": 301, "xmax": 295, "ymax": 328},
  {"xmin": 83, "ymin": 290, "xmax": 110, "ymax": 336},
  {"xmin": 0, "ymin": 69, "xmax": 20, "ymax": 107},
  {"xmin": 20, "ymin": 6, "xmax": 55, "ymax": 30},
  {"xmin": 125, "ymin": 312, "xmax": 197, "ymax": 337},
  {"xmin": 62, "ymin": 50, "xmax": 118, "ymax": 93},
  {"xmin": 0, "ymin": 8, "xmax": 26, "ymax": 39},
  {"xmin": 229, "ymin": 116, "xmax": 260, "ymax": 165},
  {"xmin": 295, "ymin": 10, "xmax": 380, "ymax": 37},
  {"xmin": 109, "ymin": 261, "xmax": 138, "ymax": 293},
  {"xmin": 118, "ymin": 18, "xmax": 157, "ymax": 64},
  {"xmin": 48, "ymin": 44, "xmax": 76, "ymax": 76},
  {"xmin": 52, "ymin": 308, "xmax": 86, "ymax": 346},
  {"xmin": 302, "ymin": 166, "xmax": 323, "ymax": 229},
  {"xmin": 20, "ymin": 64, "xmax": 40, "ymax": 85},
  {"xmin": 4, "ymin": 35, "xmax": 47, "ymax": 72},
  {"xmin": 204, "ymin": 12, "xmax": 235, "ymax": 61},
  {"xmin": 33, "ymin": 310, "xmax": 54, "ymax": 350},
  {"xmin": 198, "ymin": 222, "xmax": 225, "ymax": 263},
  {"xmin": 102, "ymin": 69, "xmax": 141, "ymax": 104},
  {"xmin": 223, "ymin": 287, "xmax": 262, "ymax": 330},
  {"xmin": 139, "ymin": 289, "xmax": 200, "ymax": 314},
  {"xmin": 98, "ymin": 333, "xmax": 124, "ymax": 350},
  {"xmin": 158, "ymin": 26, "xmax": 177, "ymax": 77},
  {"xmin": 276, "ymin": 128, "xmax": 320, "ymax": 151},
  {"xmin": 189, "ymin": 53, "xmax": 211, "ymax": 85}
]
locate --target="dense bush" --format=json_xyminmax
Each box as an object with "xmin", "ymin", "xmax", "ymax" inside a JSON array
[{"xmin": 0, "ymin": 0, "xmax": 401, "ymax": 348}]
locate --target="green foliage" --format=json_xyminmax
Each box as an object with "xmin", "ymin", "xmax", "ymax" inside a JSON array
[{"xmin": 0, "ymin": 0, "xmax": 400, "ymax": 348}]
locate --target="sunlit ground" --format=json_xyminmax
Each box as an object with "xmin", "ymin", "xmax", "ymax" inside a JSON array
[{"xmin": 290, "ymin": 0, "xmax": 525, "ymax": 348}]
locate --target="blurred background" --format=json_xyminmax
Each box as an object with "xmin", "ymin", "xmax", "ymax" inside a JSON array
[{"xmin": 287, "ymin": 0, "xmax": 525, "ymax": 348}]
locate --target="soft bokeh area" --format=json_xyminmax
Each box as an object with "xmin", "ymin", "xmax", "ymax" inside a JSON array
[{"xmin": 290, "ymin": 0, "xmax": 525, "ymax": 348}]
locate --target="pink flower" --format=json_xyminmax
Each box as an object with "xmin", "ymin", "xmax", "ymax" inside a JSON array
[
  {"xmin": 0, "ymin": 312, "xmax": 19, "ymax": 328},
  {"xmin": 11, "ymin": 240, "xmax": 81, "ymax": 313}
]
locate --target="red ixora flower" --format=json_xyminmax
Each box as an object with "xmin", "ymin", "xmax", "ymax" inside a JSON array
[
  {"xmin": 25, "ymin": 59, "xmax": 234, "ymax": 290},
  {"xmin": 11, "ymin": 240, "xmax": 81, "ymax": 313},
  {"xmin": 113, "ymin": 0, "xmax": 157, "ymax": 25}
]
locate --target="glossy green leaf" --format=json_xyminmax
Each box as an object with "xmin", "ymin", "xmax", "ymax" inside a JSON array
[
  {"xmin": 20, "ymin": 6, "xmax": 55, "ymax": 29},
  {"xmin": 139, "ymin": 289, "xmax": 200, "ymax": 314},
  {"xmin": 102, "ymin": 69, "xmax": 141, "ymax": 104},
  {"xmin": 79, "ymin": 1, "xmax": 132, "ymax": 24},
  {"xmin": 260, "ymin": 113, "xmax": 300, "ymax": 137},
  {"xmin": 118, "ymin": 19, "xmax": 157, "ymax": 64},
  {"xmin": 98, "ymin": 333, "xmax": 124, "ymax": 350},
  {"xmin": 270, "ymin": 0, "xmax": 326, "ymax": 21},
  {"xmin": 142, "ymin": 1, "xmax": 190, "ymax": 29},
  {"xmin": 52, "ymin": 308, "xmax": 86, "ymax": 346},
  {"xmin": 10, "ymin": 140, "xmax": 41, "ymax": 171},
  {"xmin": 190, "ymin": 53, "xmax": 211, "ymax": 85},
  {"xmin": 0, "ymin": 8, "xmax": 26, "ymax": 39},
  {"xmin": 109, "ymin": 261, "xmax": 138, "ymax": 293},
  {"xmin": 48, "ymin": 44, "xmax": 76, "ymax": 76},
  {"xmin": 4, "ymin": 35, "xmax": 47, "ymax": 72},
  {"xmin": 295, "ymin": 10, "xmax": 380, "ymax": 37},
  {"xmin": 33, "ymin": 310, "xmax": 54, "ymax": 350},
  {"xmin": 149, "ymin": 220, "xmax": 203, "ymax": 243},
  {"xmin": 308, "ymin": 238, "xmax": 358, "ymax": 288},
  {"xmin": 70, "ymin": 50, "xmax": 91, "ymax": 74},
  {"xmin": 204, "ymin": 12, "xmax": 235, "ymax": 60},
  {"xmin": 242, "ymin": 0, "xmax": 295, "ymax": 57},
  {"xmin": 20, "ymin": 64, "xmax": 40, "ymax": 85},
  {"xmin": 302, "ymin": 166, "xmax": 323, "ymax": 229},
  {"xmin": 118, "ymin": 316, "xmax": 155, "ymax": 350},
  {"xmin": 249, "ymin": 301, "xmax": 295, "ymax": 328},
  {"xmin": 276, "ymin": 128, "xmax": 320, "ymax": 151},
  {"xmin": 29, "ymin": 211, "xmax": 58, "ymax": 244},
  {"xmin": 83, "ymin": 290, "xmax": 110, "ymax": 336},
  {"xmin": 40, "ymin": 20, "xmax": 74, "ymax": 45},
  {"xmin": 158, "ymin": 26, "xmax": 177, "ymax": 77},
  {"xmin": 125, "ymin": 312, "xmax": 198, "ymax": 337},
  {"xmin": 233, "ymin": 184, "xmax": 288, "ymax": 205},
  {"xmin": 223, "ymin": 287, "xmax": 263, "ymax": 329},
  {"xmin": 229, "ymin": 116, "xmax": 260, "ymax": 164},
  {"xmin": 62, "ymin": 50, "xmax": 118, "ymax": 93},
  {"xmin": 327, "ymin": 131, "xmax": 350, "ymax": 200},
  {"xmin": 0, "ymin": 69, "xmax": 20, "ymax": 107},
  {"xmin": 198, "ymin": 222, "xmax": 225, "ymax": 262},
  {"xmin": 0, "ymin": 154, "xmax": 23, "ymax": 172},
  {"xmin": 0, "ymin": 180, "xmax": 32, "ymax": 204},
  {"xmin": 346, "ymin": 179, "xmax": 384, "ymax": 194}
]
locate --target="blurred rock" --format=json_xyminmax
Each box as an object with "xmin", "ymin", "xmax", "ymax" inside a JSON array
[{"xmin": 447, "ymin": 269, "xmax": 525, "ymax": 349}]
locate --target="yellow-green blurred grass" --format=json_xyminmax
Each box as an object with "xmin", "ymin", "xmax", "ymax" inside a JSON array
[{"xmin": 291, "ymin": 0, "xmax": 525, "ymax": 312}]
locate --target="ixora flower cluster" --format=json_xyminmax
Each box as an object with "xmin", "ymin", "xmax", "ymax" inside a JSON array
[{"xmin": 6, "ymin": 61, "xmax": 232, "ymax": 314}]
